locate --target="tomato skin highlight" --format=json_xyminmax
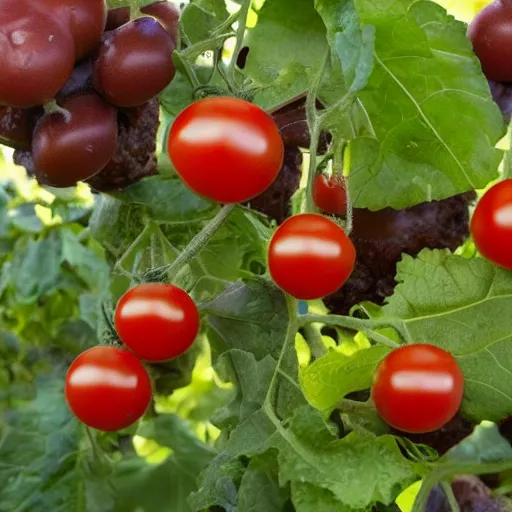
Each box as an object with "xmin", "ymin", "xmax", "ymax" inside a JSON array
[
  {"xmin": 468, "ymin": 1, "xmax": 512, "ymax": 82},
  {"xmin": 471, "ymin": 179, "xmax": 512, "ymax": 270},
  {"xmin": 115, "ymin": 283, "xmax": 200, "ymax": 363},
  {"xmin": 65, "ymin": 346, "xmax": 152, "ymax": 432},
  {"xmin": 268, "ymin": 213, "xmax": 356, "ymax": 300},
  {"xmin": 372, "ymin": 344, "xmax": 464, "ymax": 434},
  {"xmin": 168, "ymin": 97, "xmax": 284, "ymax": 203},
  {"xmin": 312, "ymin": 174, "xmax": 347, "ymax": 216}
]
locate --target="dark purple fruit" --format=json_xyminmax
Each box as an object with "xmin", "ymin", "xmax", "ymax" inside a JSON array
[
  {"xmin": 32, "ymin": 93, "xmax": 117, "ymax": 187},
  {"xmin": 92, "ymin": 16, "xmax": 175, "ymax": 107}
]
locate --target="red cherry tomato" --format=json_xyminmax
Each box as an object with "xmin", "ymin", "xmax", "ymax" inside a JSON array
[
  {"xmin": 65, "ymin": 346, "xmax": 152, "ymax": 431},
  {"xmin": 468, "ymin": 1, "xmax": 512, "ymax": 82},
  {"xmin": 372, "ymin": 344, "xmax": 464, "ymax": 434},
  {"xmin": 168, "ymin": 97, "xmax": 284, "ymax": 203},
  {"xmin": 268, "ymin": 213, "xmax": 356, "ymax": 300},
  {"xmin": 312, "ymin": 174, "xmax": 347, "ymax": 216},
  {"xmin": 471, "ymin": 179, "xmax": 512, "ymax": 270},
  {"xmin": 115, "ymin": 283, "xmax": 200, "ymax": 363}
]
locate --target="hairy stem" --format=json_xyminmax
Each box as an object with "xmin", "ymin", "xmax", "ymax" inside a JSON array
[
  {"xmin": 146, "ymin": 204, "xmax": 235, "ymax": 283},
  {"xmin": 302, "ymin": 324, "xmax": 327, "ymax": 359}
]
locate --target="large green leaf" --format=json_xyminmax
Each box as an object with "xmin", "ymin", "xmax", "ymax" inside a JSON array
[
  {"xmin": 336, "ymin": 0, "xmax": 503, "ymax": 209},
  {"xmin": 245, "ymin": 0, "xmax": 328, "ymax": 110},
  {"xmin": 384, "ymin": 249, "xmax": 512, "ymax": 422}
]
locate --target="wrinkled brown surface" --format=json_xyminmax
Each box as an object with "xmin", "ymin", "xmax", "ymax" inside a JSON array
[
  {"xmin": 324, "ymin": 192, "xmax": 475, "ymax": 315},
  {"xmin": 246, "ymin": 144, "xmax": 302, "ymax": 224},
  {"xmin": 14, "ymin": 98, "xmax": 160, "ymax": 191},
  {"xmin": 86, "ymin": 98, "xmax": 160, "ymax": 191}
]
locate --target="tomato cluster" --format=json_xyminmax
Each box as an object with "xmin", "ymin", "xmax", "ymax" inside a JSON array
[
  {"xmin": 65, "ymin": 283, "xmax": 199, "ymax": 431},
  {"xmin": 0, "ymin": 0, "xmax": 178, "ymax": 188}
]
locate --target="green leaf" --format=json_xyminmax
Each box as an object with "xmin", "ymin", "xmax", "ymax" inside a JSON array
[
  {"xmin": 292, "ymin": 482, "xmax": 359, "ymax": 512},
  {"xmin": 113, "ymin": 414, "xmax": 216, "ymax": 512},
  {"xmin": 300, "ymin": 346, "xmax": 390, "ymax": 411},
  {"xmin": 60, "ymin": 228, "xmax": 110, "ymax": 292},
  {"xmin": 270, "ymin": 407, "xmax": 416, "ymax": 510},
  {"xmin": 384, "ymin": 249, "xmax": 512, "ymax": 422},
  {"xmin": 344, "ymin": 0, "xmax": 504, "ymax": 210},
  {"xmin": 0, "ymin": 373, "xmax": 113, "ymax": 512},
  {"xmin": 112, "ymin": 176, "xmax": 217, "ymax": 224},
  {"xmin": 188, "ymin": 453, "xmax": 245, "ymax": 512},
  {"xmin": 445, "ymin": 422, "xmax": 512, "ymax": 464},
  {"xmin": 180, "ymin": 0, "xmax": 229, "ymax": 44},
  {"xmin": 89, "ymin": 195, "xmax": 145, "ymax": 257},
  {"xmin": 315, "ymin": 0, "xmax": 375, "ymax": 94},
  {"xmin": 237, "ymin": 452, "xmax": 289, "ymax": 512},
  {"xmin": 10, "ymin": 232, "xmax": 62, "ymax": 303},
  {"xmin": 245, "ymin": 0, "xmax": 328, "ymax": 109},
  {"xmin": 9, "ymin": 203, "xmax": 45, "ymax": 234},
  {"xmin": 204, "ymin": 278, "xmax": 291, "ymax": 360}
]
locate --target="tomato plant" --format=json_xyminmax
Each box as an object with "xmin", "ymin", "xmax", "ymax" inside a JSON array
[
  {"xmin": 65, "ymin": 346, "xmax": 152, "ymax": 431},
  {"xmin": 372, "ymin": 344, "xmax": 465, "ymax": 433},
  {"xmin": 115, "ymin": 283, "xmax": 200, "ymax": 362},
  {"xmin": 167, "ymin": 97, "xmax": 284, "ymax": 203},
  {"xmin": 312, "ymin": 173, "xmax": 347, "ymax": 216},
  {"xmin": 268, "ymin": 213, "xmax": 355, "ymax": 299},
  {"xmin": 1, "ymin": 1, "xmax": 512, "ymax": 512}
]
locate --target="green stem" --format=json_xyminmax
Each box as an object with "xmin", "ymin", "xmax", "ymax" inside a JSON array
[
  {"xmin": 299, "ymin": 313, "xmax": 404, "ymax": 348},
  {"xmin": 441, "ymin": 483, "xmax": 460, "ymax": 512},
  {"xmin": 264, "ymin": 295, "xmax": 298, "ymax": 408},
  {"xmin": 173, "ymin": 52, "xmax": 201, "ymax": 88},
  {"xmin": 305, "ymin": 50, "xmax": 330, "ymax": 213},
  {"xmin": 43, "ymin": 100, "xmax": 71, "ymax": 121},
  {"xmin": 337, "ymin": 398, "xmax": 375, "ymax": 414},
  {"xmin": 305, "ymin": 125, "xmax": 321, "ymax": 213},
  {"xmin": 226, "ymin": 0, "xmax": 252, "ymax": 88},
  {"xmin": 145, "ymin": 204, "xmax": 236, "ymax": 282},
  {"xmin": 302, "ymin": 324, "xmax": 327, "ymax": 359},
  {"xmin": 503, "ymin": 121, "xmax": 512, "ymax": 180}
]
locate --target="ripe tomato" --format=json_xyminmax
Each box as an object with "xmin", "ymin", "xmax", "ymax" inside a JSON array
[
  {"xmin": 168, "ymin": 97, "xmax": 284, "ymax": 203},
  {"xmin": 115, "ymin": 283, "xmax": 200, "ymax": 363},
  {"xmin": 65, "ymin": 346, "xmax": 152, "ymax": 431},
  {"xmin": 268, "ymin": 213, "xmax": 356, "ymax": 300},
  {"xmin": 471, "ymin": 179, "xmax": 512, "ymax": 270},
  {"xmin": 468, "ymin": 1, "xmax": 512, "ymax": 82},
  {"xmin": 372, "ymin": 344, "xmax": 464, "ymax": 434},
  {"xmin": 312, "ymin": 174, "xmax": 347, "ymax": 216}
]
